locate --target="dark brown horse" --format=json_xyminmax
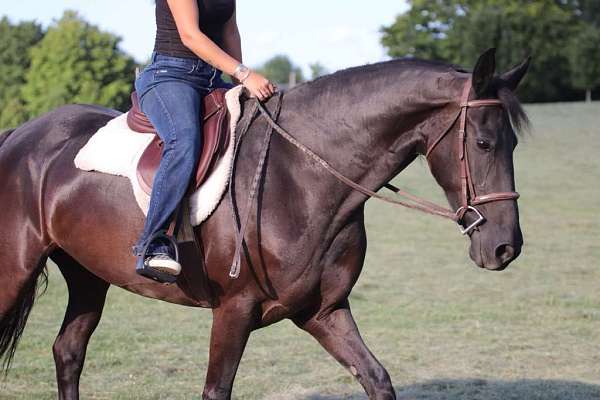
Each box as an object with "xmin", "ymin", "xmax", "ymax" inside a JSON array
[{"xmin": 0, "ymin": 49, "xmax": 528, "ymax": 399}]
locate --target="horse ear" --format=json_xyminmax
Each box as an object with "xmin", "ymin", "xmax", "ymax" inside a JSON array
[
  {"xmin": 499, "ymin": 56, "xmax": 531, "ymax": 91},
  {"xmin": 472, "ymin": 48, "xmax": 496, "ymax": 97}
]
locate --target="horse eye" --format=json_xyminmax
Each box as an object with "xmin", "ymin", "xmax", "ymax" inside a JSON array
[{"xmin": 476, "ymin": 139, "xmax": 491, "ymax": 151}]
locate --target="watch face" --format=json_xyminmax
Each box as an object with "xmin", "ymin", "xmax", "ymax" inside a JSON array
[{"xmin": 235, "ymin": 64, "xmax": 251, "ymax": 81}]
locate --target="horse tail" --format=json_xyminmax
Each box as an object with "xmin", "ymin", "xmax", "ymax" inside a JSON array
[
  {"xmin": 0, "ymin": 261, "xmax": 48, "ymax": 374},
  {"xmin": 0, "ymin": 128, "xmax": 15, "ymax": 149}
]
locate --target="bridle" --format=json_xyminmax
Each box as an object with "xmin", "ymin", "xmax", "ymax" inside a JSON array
[
  {"xmin": 228, "ymin": 76, "xmax": 520, "ymax": 278},
  {"xmin": 421, "ymin": 77, "xmax": 520, "ymax": 234}
]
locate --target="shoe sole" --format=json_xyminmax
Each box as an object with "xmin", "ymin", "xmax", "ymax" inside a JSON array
[{"xmin": 146, "ymin": 260, "xmax": 181, "ymax": 276}]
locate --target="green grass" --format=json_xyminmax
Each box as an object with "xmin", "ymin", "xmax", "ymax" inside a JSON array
[{"xmin": 2, "ymin": 102, "xmax": 600, "ymax": 399}]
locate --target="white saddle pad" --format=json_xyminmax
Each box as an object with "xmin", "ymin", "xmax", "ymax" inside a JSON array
[{"xmin": 74, "ymin": 85, "xmax": 245, "ymax": 226}]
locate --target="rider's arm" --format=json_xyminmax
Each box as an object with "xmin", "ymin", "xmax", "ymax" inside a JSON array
[
  {"xmin": 166, "ymin": 0, "xmax": 275, "ymax": 100},
  {"xmin": 221, "ymin": 10, "xmax": 243, "ymax": 81}
]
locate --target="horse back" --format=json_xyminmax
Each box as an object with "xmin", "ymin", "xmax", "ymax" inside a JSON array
[{"xmin": 1, "ymin": 104, "xmax": 118, "ymax": 161}]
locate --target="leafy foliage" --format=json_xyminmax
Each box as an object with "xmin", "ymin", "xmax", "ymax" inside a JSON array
[
  {"xmin": 255, "ymin": 55, "xmax": 305, "ymax": 85},
  {"xmin": 0, "ymin": 17, "xmax": 43, "ymax": 129},
  {"xmin": 21, "ymin": 11, "xmax": 136, "ymax": 119},
  {"xmin": 572, "ymin": 0, "xmax": 600, "ymax": 26},
  {"xmin": 380, "ymin": 0, "xmax": 600, "ymax": 102},
  {"xmin": 309, "ymin": 62, "xmax": 328, "ymax": 80},
  {"xmin": 380, "ymin": 0, "xmax": 464, "ymax": 62},
  {"xmin": 569, "ymin": 24, "xmax": 600, "ymax": 100}
]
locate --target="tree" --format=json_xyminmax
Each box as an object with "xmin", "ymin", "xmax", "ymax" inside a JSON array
[
  {"xmin": 569, "ymin": 24, "xmax": 600, "ymax": 101},
  {"xmin": 452, "ymin": 0, "xmax": 578, "ymax": 102},
  {"xmin": 380, "ymin": 0, "xmax": 591, "ymax": 102},
  {"xmin": 380, "ymin": 0, "xmax": 466, "ymax": 61},
  {"xmin": 0, "ymin": 17, "xmax": 44, "ymax": 129},
  {"xmin": 256, "ymin": 55, "xmax": 304, "ymax": 85},
  {"xmin": 309, "ymin": 62, "xmax": 328, "ymax": 80},
  {"xmin": 570, "ymin": 0, "xmax": 600, "ymax": 26},
  {"xmin": 21, "ymin": 11, "xmax": 136, "ymax": 118}
]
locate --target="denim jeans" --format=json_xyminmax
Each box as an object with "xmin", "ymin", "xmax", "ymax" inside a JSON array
[{"xmin": 132, "ymin": 52, "xmax": 233, "ymax": 257}]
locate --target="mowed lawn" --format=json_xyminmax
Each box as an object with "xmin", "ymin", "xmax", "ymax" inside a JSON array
[{"xmin": 1, "ymin": 102, "xmax": 599, "ymax": 399}]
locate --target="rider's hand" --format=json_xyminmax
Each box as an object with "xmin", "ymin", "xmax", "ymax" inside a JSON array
[{"xmin": 242, "ymin": 71, "xmax": 276, "ymax": 101}]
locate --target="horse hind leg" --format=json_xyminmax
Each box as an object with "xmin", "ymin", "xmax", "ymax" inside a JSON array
[
  {"xmin": 0, "ymin": 243, "xmax": 51, "ymax": 372},
  {"xmin": 50, "ymin": 249, "xmax": 109, "ymax": 400}
]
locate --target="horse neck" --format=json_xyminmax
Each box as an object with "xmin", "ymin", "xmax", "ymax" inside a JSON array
[{"xmin": 277, "ymin": 65, "xmax": 460, "ymax": 211}]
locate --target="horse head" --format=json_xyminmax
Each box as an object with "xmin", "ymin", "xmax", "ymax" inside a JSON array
[{"xmin": 426, "ymin": 49, "xmax": 530, "ymax": 271}]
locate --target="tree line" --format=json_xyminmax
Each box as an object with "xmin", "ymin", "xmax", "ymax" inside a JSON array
[
  {"xmin": 380, "ymin": 0, "xmax": 600, "ymax": 103},
  {"xmin": 0, "ymin": 11, "xmax": 316, "ymax": 130},
  {"xmin": 2, "ymin": 3, "xmax": 598, "ymax": 129},
  {"xmin": 0, "ymin": 12, "xmax": 136, "ymax": 130}
]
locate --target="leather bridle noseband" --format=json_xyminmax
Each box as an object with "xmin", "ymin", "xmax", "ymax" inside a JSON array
[{"xmin": 228, "ymin": 76, "xmax": 520, "ymax": 278}]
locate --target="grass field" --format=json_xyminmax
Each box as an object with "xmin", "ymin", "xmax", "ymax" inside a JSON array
[{"xmin": 1, "ymin": 102, "xmax": 600, "ymax": 399}]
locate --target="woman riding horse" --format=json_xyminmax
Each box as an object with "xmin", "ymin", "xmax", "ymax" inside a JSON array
[
  {"xmin": 133, "ymin": 0, "xmax": 276, "ymax": 278},
  {"xmin": 0, "ymin": 29, "xmax": 530, "ymax": 396}
]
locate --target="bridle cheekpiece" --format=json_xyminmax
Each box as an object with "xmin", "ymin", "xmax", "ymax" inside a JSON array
[{"xmin": 424, "ymin": 77, "xmax": 520, "ymax": 234}]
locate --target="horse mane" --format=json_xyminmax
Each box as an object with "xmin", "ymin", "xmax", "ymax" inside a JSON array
[
  {"xmin": 291, "ymin": 58, "xmax": 529, "ymax": 134},
  {"xmin": 0, "ymin": 128, "xmax": 16, "ymax": 149},
  {"xmin": 492, "ymin": 80, "xmax": 530, "ymax": 134},
  {"xmin": 295, "ymin": 57, "xmax": 466, "ymax": 90}
]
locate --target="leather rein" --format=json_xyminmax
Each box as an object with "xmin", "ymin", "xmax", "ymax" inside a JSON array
[
  {"xmin": 256, "ymin": 77, "xmax": 519, "ymax": 234},
  {"xmin": 228, "ymin": 77, "xmax": 519, "ymax": 278}
]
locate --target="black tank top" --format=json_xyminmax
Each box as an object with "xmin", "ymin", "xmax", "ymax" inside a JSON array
[{"xmin": 154, "ymin": 0, "xmax": 235, "ymax": 59}]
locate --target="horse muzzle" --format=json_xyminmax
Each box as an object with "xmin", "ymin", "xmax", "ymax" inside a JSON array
[{"xmin": 469, "ymin": 234, "xmax": 522, "ymax": 271}]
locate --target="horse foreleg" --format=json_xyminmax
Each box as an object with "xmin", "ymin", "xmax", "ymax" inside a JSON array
[
  {"xmin": 202, "ymin": 299, "xmax": 257, "ymax": 400},
  {"xmin": 293, "ymin": 300, "xmax": 396, "ymax": 400},
  {"xmin": 51, "ymin": 250, "xmax": 109, "ymax": 400}
]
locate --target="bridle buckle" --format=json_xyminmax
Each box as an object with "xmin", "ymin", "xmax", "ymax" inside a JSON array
[{"xmin": 456, "ymin": 206, "xmax": 485, "ymax": 235}]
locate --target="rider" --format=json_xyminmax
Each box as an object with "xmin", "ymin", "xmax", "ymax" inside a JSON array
[{"xmin": 133, "ymin": 0, "xmax": 276, "ymax": 278}]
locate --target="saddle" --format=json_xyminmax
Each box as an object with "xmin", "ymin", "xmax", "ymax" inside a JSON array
[{"xmin": 126, "ymin": 89, "xmax": 231, "ymax": 195}]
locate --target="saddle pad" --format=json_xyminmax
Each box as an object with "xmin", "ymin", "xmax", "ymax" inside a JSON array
[{"xmin": 74, "ymin": 85, "xmax": 245, "ymax": 226}]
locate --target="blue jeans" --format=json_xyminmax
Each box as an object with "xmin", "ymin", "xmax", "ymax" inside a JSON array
[{"xmin": 132, "ymin": 52, "xmax": 233, "ymax": 257}]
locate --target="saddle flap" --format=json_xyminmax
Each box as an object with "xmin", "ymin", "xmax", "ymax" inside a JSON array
[
  {"xmin": 127, "ymin": 93, "xmax": 155, "ymax": 133},
  {"xmin": 195, "ymin": 89, "xmax": 230, "ymax": 186},
  {"xmin": 136, "ymin": 136, "xmax": 162, "ymax": 195},
  {"xmin": 129, "ymin": 89, "xmax": 231, "ymax": 195}
]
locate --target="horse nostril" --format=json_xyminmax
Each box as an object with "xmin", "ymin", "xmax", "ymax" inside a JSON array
[{"xmin": 495, "ymin": 243, "xmax": 515, "ymax": 267}]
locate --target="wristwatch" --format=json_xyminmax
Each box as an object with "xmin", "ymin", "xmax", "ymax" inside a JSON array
[{"xmin": 233, "ymin": 63, "xmax": 251, "ymax": 82}]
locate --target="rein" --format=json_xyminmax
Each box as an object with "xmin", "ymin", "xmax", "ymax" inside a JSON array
[{"xmin": 228, "ymin": 77, "xmax": 519, "ymax": 278}]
